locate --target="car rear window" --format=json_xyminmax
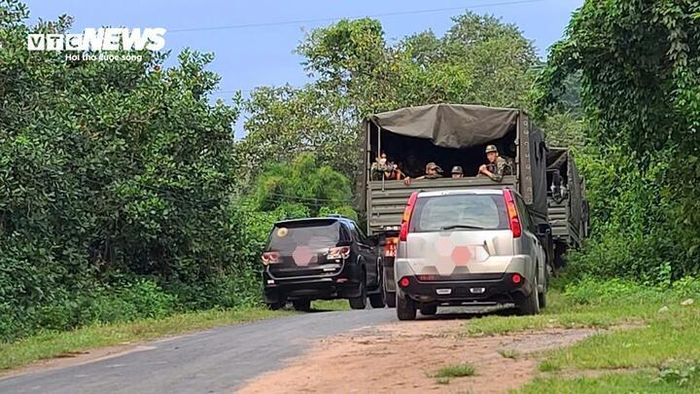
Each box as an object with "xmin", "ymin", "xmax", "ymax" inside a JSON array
[
  {"xmin": 410, "ymin": 194, "xmax": 508, "ymax": 232},
  {"xmin": 268, "ymin": 220, "xmax": 341, "ymax": 251}
]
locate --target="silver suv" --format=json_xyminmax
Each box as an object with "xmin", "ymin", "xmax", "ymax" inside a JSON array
[{"xmin": 394, "ymin": 188, "xmax": 548, "ymax": 320}]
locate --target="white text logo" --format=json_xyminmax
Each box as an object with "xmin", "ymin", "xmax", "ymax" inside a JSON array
[{"xmin": 27, "ymin": 28, "xmax": 167, "ymax": 51}]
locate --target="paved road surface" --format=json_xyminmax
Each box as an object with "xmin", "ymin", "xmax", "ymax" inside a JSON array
[{"xmin": 0, "ymin": 309, "xmax": 395, "ymax": 394}]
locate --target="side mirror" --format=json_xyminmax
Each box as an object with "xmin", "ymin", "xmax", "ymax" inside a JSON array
[{"xmin": 537, "ymin": 223, "xmax": 552, "ymax": 235}]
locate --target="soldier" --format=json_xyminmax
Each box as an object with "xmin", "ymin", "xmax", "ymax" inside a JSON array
[
  {"xmin": 404, "ymin": 162, "xmax": 442, "ymax": 185},
  {"xmin": 478, "ymin": 145, "xmax": 513, "ymax": 182},
  {"xmin": 451, "ymin": 166, "xmax": 464, "ymax": 179},
  {"xmin": 371, "ymin": 152, "xmax": 406, "ymax": 181}
]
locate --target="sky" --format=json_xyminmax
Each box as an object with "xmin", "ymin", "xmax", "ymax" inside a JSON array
[{"xmin": 25, "ymin": 0, "xmax": 583, "ymax": 135}]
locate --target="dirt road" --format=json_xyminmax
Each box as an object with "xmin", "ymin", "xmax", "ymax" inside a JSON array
[
  {"xmin": 0, "ymin": 308, "xmax": 594, "ymax": 393},
  {"xmin": 239, "ymin": 317, "xmax": 594, "ymax": 394}
]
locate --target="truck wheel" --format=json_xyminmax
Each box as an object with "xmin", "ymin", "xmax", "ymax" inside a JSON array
[
  {"xmin": 419, "ymin": 304, "xmax": 438, "ymax": 316},
  {"xmin": 517, "ymin": 276, "xmax": 540, "ymax": 316},
  {"xmin": 539, "ymin": 266, "xmax": 549, "ymax": 309},
  {"xmin": 396, "ymin": 291, "xmax": 416, "ymax": 320},
  {"xmin": 292, "ymin": 299, "xmax": 311, "ymax": 312},
  {"xmin": 349, "ymin": 280, "xmax": 367, "ymax": 310},
  {"xmin": 369, "ymin": 291, "xmax": 385, "ymax": 308},
  {"xmin": 384, "ymin": 290, "xmax": 396, "ymax": 308}
]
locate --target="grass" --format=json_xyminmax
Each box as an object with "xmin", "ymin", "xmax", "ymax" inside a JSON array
[
  {"xmin": 0, "ymin": 306, "xmax": 291, "ymax": 372},
  {"xmin": 311, "ymin": 299, "xmax": 350, "ymax": 311},
  {"xmin": 519, "ymin": 369, "xmax": 700, "ymax": 394},
  {"xmin": 475, "ymin": 278, "xmax": 700, "ymax": 393},
  {"xmin": 433, "ymin": 362, "xmax": 476, "ymax": 379},
  {"xmin": 464, "ymin": 292, "xmax": 654, "ymax": 337},
  {"xmin": 498, "ymin": 348, "xmax": 520, "ymax": 359},
  {"xmin": 538, "ymin": 306, "xmax": 700, "ymax": 372}
]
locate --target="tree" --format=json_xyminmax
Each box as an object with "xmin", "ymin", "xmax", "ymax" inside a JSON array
[
  {"xmin": 536, "ymin": 0, "xmax": 700, "ymax": 278},
  {"xmin": 250, "ymin": 153, "xmax": 356, "ymax": 220},
  {"xmin": 0, "ymin": 0, "xmax": 249, "ymax": 340},
  {"xmin": 242, "ymin": 12, "xmax": 540, "ymax": 183}
]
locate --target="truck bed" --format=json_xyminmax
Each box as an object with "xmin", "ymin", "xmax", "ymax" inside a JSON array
[{"xmin": 367, "ymin": 175, "xmax": 517, "ymax": 234}]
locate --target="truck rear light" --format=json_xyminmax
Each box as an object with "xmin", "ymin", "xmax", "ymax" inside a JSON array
[
  {"xmin": 416, "ymin": 274, "xmax": 440, "ymax": 282},
  {"xmin": 503, "ymin": 189, "xmax": 522, "ymax": 238},
  {"xmin": 327, "ymin": 246, "xmax": 350, "ymax": 259},
  {"xmin": 398, "ymin": 276, "xmax": 411, "ymax": 288},
  {"xmin": 399, "ymin": 192, "xmax": 419, "ymax": 241},
  {"xmin": 261, "ymin": 251, "xmax": 280, "ymax": 265},
  {"xmin": 383, "ymin": 237, "xmax": 398, "ymax": 257}
]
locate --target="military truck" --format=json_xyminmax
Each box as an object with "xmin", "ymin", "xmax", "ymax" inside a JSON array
[
  {"xmin": 546, "ymin": 147, "xmax": 589, "ymax": 270},
  {"xmin": 359, "ymin": 104, "xmax": 553, "ymax": 306}
]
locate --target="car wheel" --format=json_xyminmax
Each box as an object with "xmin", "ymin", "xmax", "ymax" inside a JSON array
[
  {"xmin": 419, "ymin": 304, "xmax": 438, "ymax": 316},
  {"xmin": 517, "ymin": 275, "xmax": 540, "ymax": 316},
  {"xmin": 349, "ymin": 280, "xmax": 367, "ymax": 310},
  {"xmin": 292, "ymin": 299, "xmax": 311, "ymax": 312},
  {"xmin": 396, "ymin": 290, "xmax": 416, "ymax": 320}
]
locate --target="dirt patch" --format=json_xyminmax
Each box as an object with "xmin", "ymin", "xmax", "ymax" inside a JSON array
[{"xmin": 238, "ymin": 320, "xmax": 596, "ymax": 394}]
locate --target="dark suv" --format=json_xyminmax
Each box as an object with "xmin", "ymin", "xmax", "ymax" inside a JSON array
[{"xmin": 262, "ymin": 216, "xmax": 385, "ymax": 311}]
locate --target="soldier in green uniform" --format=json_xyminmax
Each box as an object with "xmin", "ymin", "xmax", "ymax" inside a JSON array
[
  {"xmin": 479, "ymin": 145, "xmax": 513, "ymax": 182},
  {"xmin": 403, "ymin": 162, "xmax": 442, "ymax": 185}
]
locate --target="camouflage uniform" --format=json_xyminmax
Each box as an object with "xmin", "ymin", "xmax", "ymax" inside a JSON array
[{"xmin": 486, "ymin": 156, "xmax": 514, "ymax": 182}]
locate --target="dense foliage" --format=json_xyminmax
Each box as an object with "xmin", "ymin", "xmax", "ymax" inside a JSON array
[
  {"xmin": 241, "ymin": 13, "xmax": 539, "ymax": 181},
  {"xmin": 3, "ymin": 0, "xmax": 698, "ymax": 344},
  {"xmin": 537, "ymin": 0, "xmax": 700, "ymax": 281},
  {"xmin": 0, "ymin": 0, "xmax": 256, "ymax": 341}
]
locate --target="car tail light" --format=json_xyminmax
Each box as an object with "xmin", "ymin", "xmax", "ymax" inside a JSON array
[
  {"xmin": 261, "ymin": 251, "xmax": 280, "ymax": 265},
  {"xmin": 384, "ymin": 237, "xmax": 398, "ymax": 257},
  {"xmin": 503, "ymin": 189, "xmax": 522, "ymax": 238},
  {"xmin": 399, "ymin": 192, "xmax": 419, "ymax": 241},
  {"xmin": 511, "ymin": 273, "xmax": 522, "ymax": 285},
  {"xmin": 398, "ymin": 276, "xmax": 411, "ymax": 288},
  {"xmin": 327, "ymin": 246, "xmax": 351, "ymax": 259}
]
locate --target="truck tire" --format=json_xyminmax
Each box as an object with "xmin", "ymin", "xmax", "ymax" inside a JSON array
[
  {"xmin": 292, "ymin": 299, "xmax": 311, "ymax": 312},
  {"xmin": 396, "ymin": 291, "xmax": 416, "ymax": 320},
  {"xmin": 517, "ymin": 276, "xmax": 540, "ymax": 316},
  {"xmin": 384, "ymin": 290, "xmax": 396, "ymax": 308},
  {"xmin": 539, "ymin": 266, "xmax": 549, "ymax": 309},
  {"xmin": 349, "ymin": 280, "xmax": 367, "ymax": 310},
  {"xmin": 369, "ymin": 291, "xmax": 385, "ymax": 308}
]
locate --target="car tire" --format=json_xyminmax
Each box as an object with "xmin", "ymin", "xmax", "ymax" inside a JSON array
[
  {"xmin": 517, "ymin": 275, "xmax": 540, "ymax": 316},
  {"xmin": 396, "ymin": 291, "xmax": 416, "ymax": 320},
  {"xmin": 419, "ymin": 304, "xmax": 438, "ymax": 316},
  {"xmin": 349, "ymin": 280, "xmax": 367, "ymax": 310},
  {"xmin": 292, "ymin": 299, "xmax": 311, "ymax": 312}
]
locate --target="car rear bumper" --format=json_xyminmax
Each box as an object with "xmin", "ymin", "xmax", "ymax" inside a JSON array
[
  {"xmin": 397, "ymin": 273, "xmax": 531, "ymax": 304},
  {"xmin": 262, "ymin": 264, "xmax": 363, "ymax": 302}
]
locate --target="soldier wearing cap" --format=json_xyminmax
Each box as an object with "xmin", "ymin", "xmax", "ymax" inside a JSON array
[
  {"xmin": 404, "ymin": 162, "xmax": 442, "ymax": 185},
  {"xmin": 451, "ymin": 166, "xmax": 464, "ymax": 179},
  {"xmin": 479, "ymin": 145, "xmax": 513, "ymax": 182}
]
